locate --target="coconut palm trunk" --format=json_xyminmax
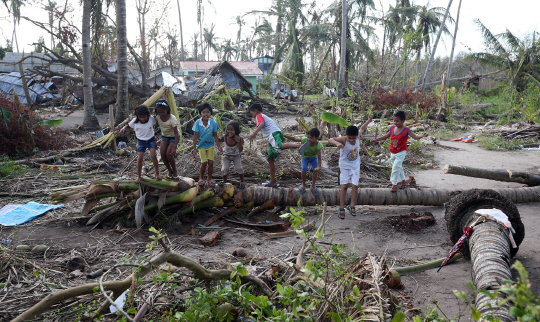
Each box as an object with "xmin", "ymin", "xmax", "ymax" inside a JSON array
[
  {"xmin": 245, "ymin": 186, "xmax": 540, "ymax": 207},
  {"xmin": 176, "ymin": 0, "xmax": 184, "ymax": 61},
  {"xmin": 447, "ymin": 0, "xmax": 462, "ymax": 87},
  {"xmin": 82, "ymin": 0, "xmax": 100, "ymax": 130},
  {"xmin": 421, "ymin": 0, "xmax": 453, "ymax": 94},
  {"xmin": 115, "ymin": 0, "xmax": 129, "ymax": 124},
  {"xmin": 445, "ymin": 190, "xmax": 524, "ymax": 322},
  {"xmin": 337, "ymin": 0, "xmax": 347, "ymax": 99}
]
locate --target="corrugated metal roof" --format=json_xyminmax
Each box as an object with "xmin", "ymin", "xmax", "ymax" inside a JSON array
[
  {"xmin": 0, "ymin": 72, "xmax": 59, "ymax": 104},
  {"xmin": 180, "ymin": 61, "xmax": 263, "ymax": 76},
  {"xmin": 186, "ymin": 75, "xmax": 223, "ymax": 101}
]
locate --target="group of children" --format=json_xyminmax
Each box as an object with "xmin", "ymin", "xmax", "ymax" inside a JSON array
[{"xmin": 120, "ymin": 100, "xmax": 427, "ymax": 219}]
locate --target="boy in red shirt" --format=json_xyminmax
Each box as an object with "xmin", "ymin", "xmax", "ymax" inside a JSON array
[{"xmin": 371, "ymin": 110, "xmax": 428, "ymax": 192}]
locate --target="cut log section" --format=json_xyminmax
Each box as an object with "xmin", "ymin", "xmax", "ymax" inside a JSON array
[
  {"xmin": 444, "ymin": 164, "xmax": 540, "ymax": 186},
  {"xmin": 445, "ymin": 189, "xmax": 525, "ymax": 322}
]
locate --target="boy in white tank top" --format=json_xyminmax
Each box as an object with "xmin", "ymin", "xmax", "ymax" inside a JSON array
[{"xmin": 329, "ymin": 114, "xmax": 373, "ymax": 219}]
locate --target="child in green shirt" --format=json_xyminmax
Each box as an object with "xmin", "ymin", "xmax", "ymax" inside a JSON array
[{"xmin": 284, "ymin": 128, "xmax": 323, "ymax": 196}]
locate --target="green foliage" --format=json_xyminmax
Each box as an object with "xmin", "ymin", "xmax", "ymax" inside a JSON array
[
  {"xmin": 0, "ymin": 155, "xmax": 27, "ymax": 178},
  {"xmin": 321, "ymin": 112, "xmax": 350, "ymax": 127},
  {"xmin": 34, "ymin": 119, "xmax": 63, "ymax": 128},
  {"xmin": 0, "ymin": 106, "xmax": 12, "ymax": 125},
  {"xmin": 0, "ymin": 39, "xmax": 13, "ymax": 60},
  {"xmin": 476, "ymin": 134, "xmax": 537, "ymax": 151},
  {"xmin": 499, "ymin": 261, "xmax": 540, "ymax": 322}
]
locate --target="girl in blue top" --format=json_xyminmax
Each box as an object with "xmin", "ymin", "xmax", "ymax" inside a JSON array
[{"xmin": 192, "ymin": 103, "xmax": 222, "ymax": 187}]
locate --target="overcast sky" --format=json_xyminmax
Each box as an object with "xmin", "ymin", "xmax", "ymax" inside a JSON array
[{"xmin": 1, "ymin": 0, "xmax": 539, "ymax": 59}]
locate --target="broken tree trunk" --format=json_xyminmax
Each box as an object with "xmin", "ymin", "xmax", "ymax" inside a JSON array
[
  {"xmin": 445, "ymin": 190, "xmax": 524, "ymax": 322},
  {"xmin": 444, "ymin": 164, "xmax": 540, "ymax": 186}
]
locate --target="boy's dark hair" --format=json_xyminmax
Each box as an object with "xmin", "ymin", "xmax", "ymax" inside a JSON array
[
  {"xmin": 307, "ymin": 128, "xmax": 320, "ymax": 139},
  {"xmin": 248, "ymin": 102, "xmax": 263, "ymax": 112},
  {"xmin": 226, "ymin": 120, "xmax": 241, "ymax": 136},
  {"xmin": 345, "ymin": 125, "xmax": 359, "ymax": 136},
  {"xmin": 155, "ymin": 99, "xmax": 170, "ymax": 115},
  {"xmin": 134, "ymin": 105, "xmax": 150, "ymax": 123},
  {"xmin": 197, "ymin": 102, "xmax": 213, "ymax": 115},
  {"xmin": 394, "ymin": 110, "xmax": 406, "ymax": 121}
]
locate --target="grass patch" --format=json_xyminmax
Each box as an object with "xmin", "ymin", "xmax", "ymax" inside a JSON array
[
  {"xmin": 0, "ymin": 155, "xmax": 28, "ymax": 178},
  {"xmin": 476, "ymin": 135, "xmax": 538, "ymax": 151}
]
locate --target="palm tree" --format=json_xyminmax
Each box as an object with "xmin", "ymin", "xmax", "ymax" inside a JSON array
[
  {"xmin": 82, "ymin": 0, "xmax": 100, "ymax": 130},
  {"xmin": 447, "ymin": 0, "xmax": 462, "ymax": 87},
  {"xmin": 203, "ymin": 24, "xmax": 218, "ymax": 61},
  {"xmin": 175, "ymin": 0, "xmax": 185, "ymax": 61},
  {"xmin": 467, "ymin": 19, "xmax": 540, "ymax": 92},
  {"xmin": 196, "ymin": 0, "xmax": 214, "ymax": 61},
  {"xmin": 115, "ymin": 0, "xmax": 129, "ymax": 123},
  {"xmin": 337, "ymin": 0, "xmax": 346, "ymax": 98},
  {"xmin": 413, "ymin": 4, "xmax": 453, "ymax": 86},
  {"xmin": 3, "ymin": 0, "xmax": 25, "ymax": 52},
  {"xmin": 221, "ymin": 39, "xmax": 237, "ymax": 61},
  {"xmin": 420, "ymin": 0, "xmax": 454, "ymax": 94},
  {"xmin": 43, "ymin": 1, "xmax": 57, "ymax": 50}
]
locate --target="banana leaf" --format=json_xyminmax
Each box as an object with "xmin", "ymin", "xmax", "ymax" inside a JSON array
[
  {"xmin": 321, "ymin": 112, "xmax": 349, "ymax": 127},
  {"xmin": 34, "ymin": 119, "xmax": 63, "ymax": 127}
]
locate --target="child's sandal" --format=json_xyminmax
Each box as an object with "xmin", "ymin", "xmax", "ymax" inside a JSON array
[
  {"xmin": 311, "ymin": 187, "xmax": 321, "ymax": 197},
  {"xmin": 346, "ymin": 205, "xmax": 357, "ymax": 217},
  {"xmin": 299, "ymin": 185, "xmax": 306, "ymax": 194},
  {"xmin": 391, "ymin": 185, "xmax": 398, "ymax": 192},
  {"xmin": 207, "ymin": 180, "xmax": 216, "ymax": 187},
  {"xmin": 198, "ymin": 179, "xmax": 206, "ymax": 186},
  {"xmin": 338, "ymin": 208, "xmax": 346, "ymax": 220}
]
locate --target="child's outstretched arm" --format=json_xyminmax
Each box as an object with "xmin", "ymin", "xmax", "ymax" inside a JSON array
[
  {"xmin": 192, "ymin": 132, "xmax": 199, "ymax": 158},
  {"xmin": 237, "ymin": 137, "xmax": 244, "ymax": 153},
  {"xmin": 214, "ymin": 132, "xmax": 222, "ymax": 153},
  {"xmin": 249, "ymin": 123, "xmax": 264, "ymax": 141},
  {"xmin": 283, "ymin": 134, "xmax": 302, "ymax": 142},
  {"xmin": 370, "ymin": 132, "xmax": 390, "ymax": 143},
  {"xmin": 409, "ymin": 130, "xmax": 429, "ymax": 140},
  {"xmin": 328, "ymin": 136, "xmax": 347, "ymax": 148},
  {"xmin": 358, "ymin": 114, "xmax": 374, "ymax": 135}
]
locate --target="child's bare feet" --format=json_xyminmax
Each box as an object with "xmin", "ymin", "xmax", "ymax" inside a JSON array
[
  {"xmin": 135, "ymin": 177, "xmax": 141, "ymax": 184},
  {"xmin": 155, "ymin": 174, "xmax": 162, "ymax": 181}
]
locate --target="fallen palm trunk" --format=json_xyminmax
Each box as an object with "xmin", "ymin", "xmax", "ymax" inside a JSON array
[
  {"xmin": 12, "ymin": 244, "xmax": 271, "ymax": 322},
  {"xmin": 444, "ymin": 164, "xmax": 540, "ymax": 186},
  {"xmin": 445, "ymin": 190, "xmax": 525, "ymax": 322},
  {"xmin": 224, "ymin": 218, "xmax": 290, "ymax": 232},
  {"xmin": 245, "ymin": 185, "xmax": 540, "ymax": 206}
]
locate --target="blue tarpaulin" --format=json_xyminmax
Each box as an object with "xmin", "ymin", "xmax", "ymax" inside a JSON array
[{"xmin": 0, "ymin": 202, "xmax": 64, "ymax": 226}]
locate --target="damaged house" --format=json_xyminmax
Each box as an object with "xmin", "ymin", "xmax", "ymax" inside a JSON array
[
  {"xmin": 0, "ymin": 72, "xmax": 60, "ymax": 105},
  {"xmin": 183, "ymin": 61, "xmax": 263, "ymax": 102}
]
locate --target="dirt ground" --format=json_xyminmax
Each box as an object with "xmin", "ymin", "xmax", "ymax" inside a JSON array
[{"xmin": 1, "ymin": 112, "xmax": 540, "ymax": 321}]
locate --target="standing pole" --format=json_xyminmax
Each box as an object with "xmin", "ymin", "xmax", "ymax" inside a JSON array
[
  {"xmin": 109, "ymin": 104, "xmax": 117, "ymax": 153},
  {"xmin": 18, "ymin": 52, "xmax": 33, "ymax": 107},
  {"xmin": 337, "ymin": 0, "xmax": 347, "ymax": 99},
  {"xmin": 176, "ymin": 0, "xmax": 185, "ymax": 61},
  {"xmin": 447, "ymin": 0, "xmax": 462, "ymax": 88},
  {"xmin": 421, "ymin": 0, "xmax": 453, "ymax": 94}
]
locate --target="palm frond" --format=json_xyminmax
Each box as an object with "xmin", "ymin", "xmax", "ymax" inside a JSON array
[{"xmin": 474, "ymin": 18, "xmax": 507, "ymax": 56}]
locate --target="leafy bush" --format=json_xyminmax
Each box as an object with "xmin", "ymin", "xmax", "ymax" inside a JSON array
[
  {"xmin": 0, "ymin": 97, "xmax": 68, "ymax": 157},
  {"xmin": 0, "ymin": 155, "xmax": 27, "ymax": 178}
]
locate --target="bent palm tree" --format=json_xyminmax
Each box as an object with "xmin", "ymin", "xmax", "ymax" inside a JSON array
[{"xmin": 467, "ymin": 19, "xmax": 540, "ymax": 92}]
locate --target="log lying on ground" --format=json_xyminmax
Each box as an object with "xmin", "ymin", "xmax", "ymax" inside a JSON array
[
  {"xmin": 444, "ymin": 164, "xmax": 540, "ymax": 186},
  {"xmin": 445, "ymin": 190, "xmax": 524, "ymax": 322},
  {"xmin": 451, "ymin": 114, "xmax": 499, "ymax": 120},
  {"xmin": 245, "ymin": 185, "xmax": 540, "ymax": 207}
]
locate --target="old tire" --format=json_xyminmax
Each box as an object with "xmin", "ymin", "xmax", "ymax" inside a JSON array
[{"xmin": 444, "ymin": 189, "xmax": 524, "ymax": 259}]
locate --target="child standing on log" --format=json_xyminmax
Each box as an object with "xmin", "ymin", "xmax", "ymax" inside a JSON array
[
  {"xmin": 248, "ymin": 103, "xmax": 298, "ymax": 187},
  {"xmin": 119, "ymin": 105, "xmax": 162, "ymax": 183},
  {"xmin": 155, "ymin": 99, "xmax": 179, "ymax": 180},
  {"xmin": 371, "ymin": 110, "xmax": 428, "ymax": 192},
  {"xmin": 192, "ymin": 103, "xmax": 222, "ymax": 187},
  {"xmin": 283, "ymin": 128, "xmax": 323, "ymax": 196},
  {"xmin": 219, "ymin": 120, "xmax": 245, "ymax": 188},
  {"xmin": 329, "ymin": 115, "xmax": 373, "ymax": 219}
]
